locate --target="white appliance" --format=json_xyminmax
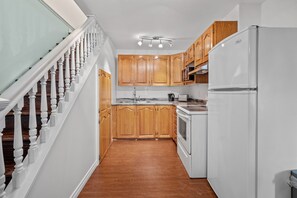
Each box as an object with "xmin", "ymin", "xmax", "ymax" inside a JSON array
[
  {"xmin": 176, "ymin": 105, "xmax": 207, "ymax": 178},
  {"xmin": 178, "ymin": 94, "xmax": 188, "ymax": 102},
  {"xmin": 208, "ymin": 26, "xmax": 297, "ymax": 198}
]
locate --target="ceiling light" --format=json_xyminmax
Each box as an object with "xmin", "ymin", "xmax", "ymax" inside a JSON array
[
  {"xmin": 158, "ymin": 41, "xmax": 163, "ymax": 48},
  {"xmin": 148, "ymin": 40, "xmax": 153, "ymax": 47},
  {"xmin": 137, "ymin": 36, "xmax": 173, "ymax": 48}
]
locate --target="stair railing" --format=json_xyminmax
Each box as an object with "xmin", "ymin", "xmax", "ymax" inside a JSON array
[{"xmin": 0, "ymin": 16, "xmax": 102, "ymax": 196}]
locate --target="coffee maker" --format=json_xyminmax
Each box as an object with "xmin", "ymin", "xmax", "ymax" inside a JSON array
[{"xmin": 168, "ymin": 93, "xmax": 175, "ymax": 101}]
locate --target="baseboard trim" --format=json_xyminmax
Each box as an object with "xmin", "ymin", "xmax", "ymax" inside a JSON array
[{"xmin": 70, "ymin": 159, "xmax": 99, "ymax": 198}]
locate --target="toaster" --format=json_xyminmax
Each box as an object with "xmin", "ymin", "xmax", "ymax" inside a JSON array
[{"xmin": 178, "ymin": 94, "xmax": 188, "ymax": 102}]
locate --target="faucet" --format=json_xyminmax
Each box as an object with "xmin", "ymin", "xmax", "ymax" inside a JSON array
[{"xmin": 133, "ymin": 87, "xmax": 137, "ymax": 102}]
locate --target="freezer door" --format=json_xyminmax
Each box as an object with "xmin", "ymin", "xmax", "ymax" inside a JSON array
[
  {"xmin": 209, "ymin": 27, "xmax": 257, "ymax": 90},
  {"xmin": 207, "ymin": 91, "xmax": 257, "ymax": 198}
]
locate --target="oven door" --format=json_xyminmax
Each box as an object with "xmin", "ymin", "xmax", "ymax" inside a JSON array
[{"xmin": 176, "ymin": 109, "xmax": 191, "ymax": 154}]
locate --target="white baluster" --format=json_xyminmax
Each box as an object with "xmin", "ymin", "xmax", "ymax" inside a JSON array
[
  {"xmin": 12, "ymin": 98, "xmax": 25, "ymax": 189},
  {"xmin": 87, "ymin": 29, "xmax": 90, "ymax": 58},
  {"xmin": 50, "ymin": 65, "xmax": 57, "ymax": 127},
  {"xmin": 40, "ymin": 74, "xmax": 48, "ymax": 143},
  {"xmin": 75, "ymin": 40, "xmax": 80, "ymax": 83},
  {"xmin": 0, "ymin": 118, "xmax": 6, "ymax": 197},
  {"xmin": 80, "ymin": 36, "xmax": 84, "ymax": 74},
  {"xmin": 84, "ymin": 33, "xmax": 87, "ymax": 63},
  {"xmin": 90, "ymin": 27, "xmax": 94, "ymax": 52},
  {"xmin": 28, "ymin": 85, "xmax": 38, "ymax": 164},
  {"xmin": 58, "ymin": 57, "xmax": 65, "ymax": 113},
  {"xmin": 70, "ymin": 45, "xmax": 76, "ymax": 91},
  {"xmin": 64, "ymin": 50, "xmax": 70, "ymax": 102}
]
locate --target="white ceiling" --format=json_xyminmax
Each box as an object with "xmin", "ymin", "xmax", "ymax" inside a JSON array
[{"xmin": 75, "ymin": 0, "xmax": 265, "ymax": 51}]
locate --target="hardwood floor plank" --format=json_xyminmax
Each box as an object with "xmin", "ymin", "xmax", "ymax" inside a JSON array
[{"xmin": 79, "ymin": 140, "xmax": 217, "ymax": 198}]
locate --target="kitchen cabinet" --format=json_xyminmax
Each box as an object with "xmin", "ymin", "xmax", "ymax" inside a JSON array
[
  {"xmin": 99, "ymin": 108, "xmax": 111, "ymax": 161},
  {"xmin": 134, "ymin": 55, "xmax": 150, "ymax": 86},
  {"xmin": 99, "ymin": 70, "xmax": 111, "ymax": 112},
  {"xmin": 118, "ymin": 55, "xmax": 170, "ymax": 86},
  {"xmin": 113, "ymin": 105, "xmax": 174, "ymax": 139},
  {"xmin": 155, "ymin": 106, "xmax": 172, "ymax": 138},
  {"xmin": 111, "ymin": 106, "xmax": 117, "ymax": 139},
  {"xmin": 99, "ymin": 69, "xmax": 112, "ymax": 162},
  {"xmin": 136, "ymin": 106, "xmax": 155, "ymax": 138},
  {"xmin": 201, "ymin": 21, "xmax": 238, "ymax": 63},
  {"xmin": 170, "ymin": 53, "xmax": 184, "ymax": 86},
  {"xmin": 184, "ymin": 51, "xmax": 188, "ymax": 68},
  {"xmin": 185, "ymin": 44, "xmax": 195, "ymax": 65},
  {"xmin": 118, "ymin": 55, "xmax": 135, "ymax": 86},
  {"xmin": 172, "ymin": 106, "xmax": 177, "ymax": 144},
  {"xmin": 151, "ymin": 55, "xmax": 170, "ymax": 86},
  {"xmin": 116, "ymin": 106, "xmax": 137, "ymax": 138},
  {"xmin": 194, "ymin": 36, "xmax": 203, "ymax": 66}
]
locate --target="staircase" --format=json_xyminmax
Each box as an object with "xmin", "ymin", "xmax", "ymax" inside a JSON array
[{"xmin": 0, "ymin": 17, "xmax": 103, "ymax": 197}]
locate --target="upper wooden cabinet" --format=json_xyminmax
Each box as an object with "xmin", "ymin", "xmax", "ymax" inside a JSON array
[
  {"xmin": 200, "ymin": 21, "xmax": 238, "ymax": 65},
  {"xmin": 118, "ymin": 55, "xmax": 170, "ymax": 86},
  {"xmin": 151, "ymin": 55, "xmax": 170, "ymax": 86},
  {"xmin": 118, "ymin": 55, "xmax": 134, "ymax": 86},
  {"xmin": 99, "ymin": 69, "xmax": 111, "ymax": 112},
  {"xmin": 185, "ymin": 44, "xmax": 195, "ymax": 65},
  {"xmin": 136, "ymin": 106, "xmax": 155, "ymax": 138},
  {"xmin": 134, "ymin": 55, "xmax": 150, "ymax": 86},
  {"xmin": 194, "ymin": 36, "xmax": 203, "ymax": 66},
  {"xmin": 170, "ymin": 53, "xmax": 184, "ymax": 86}
]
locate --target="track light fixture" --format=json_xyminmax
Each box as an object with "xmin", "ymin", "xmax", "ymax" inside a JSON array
[{"xmin": 137, "ymin": 36, "xmax": 173, "ymax": 48}]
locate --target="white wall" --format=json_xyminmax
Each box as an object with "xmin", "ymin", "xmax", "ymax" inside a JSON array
[
  {"xmin": 26, "ymin": 65, "xmax": 98, "ymax": 198},
  {"xmin": 42, "ymin": 0, "xmax": 87, "ymax": 29},
  {"xmin": 223, "ymin": 3, "xmax": 261, "ymax": 30},
  {"xmin": 261, "ymin": 0, "xmax": 297, "ymax": 27}
]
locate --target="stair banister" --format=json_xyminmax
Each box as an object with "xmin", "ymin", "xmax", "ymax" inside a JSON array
[
  {"xmin": 0, "ymin": 16, "xmax": 101, "ymax": 196},
  {"xmin": 0, "ymin": 17, "xmax": 96, "ymax": 119}
]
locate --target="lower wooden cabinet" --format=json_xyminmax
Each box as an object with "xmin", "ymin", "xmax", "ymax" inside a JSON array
[
  {"xmin": 99, "ymin": 108, "xmax": 111, "ymax": 161},
  {"xmin": 116, "ymin": 106, "xmax": 137, "ymax": 138},
  {"xmin": 155, "ymin": 106, "xmax": 172, "ymax": 138},
  {"xmin": 172, "ymin": 106, "xmax": 177, "ymax": 144},
  {"xmin": 137, "ymin": 106, "xmax": 156, "ymax": 138},
  {"xmin": 113, "ymin": 105, "xmax": 175, "ymax": 139}
]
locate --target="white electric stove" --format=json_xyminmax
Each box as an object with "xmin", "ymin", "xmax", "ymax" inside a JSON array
[{"xmin": 176, "ymin": 105, "xmax": 208, "ymax": 178}]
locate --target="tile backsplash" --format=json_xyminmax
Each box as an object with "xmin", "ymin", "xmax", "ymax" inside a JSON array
[{"xmin": 116, "ymin": 83, "xmax": 208, "ymax": 100}]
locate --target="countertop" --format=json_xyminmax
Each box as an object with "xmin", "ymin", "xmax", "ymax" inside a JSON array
[{"xmin": 112, "ymin": 98, "xmax": 207, "ymax": 107}]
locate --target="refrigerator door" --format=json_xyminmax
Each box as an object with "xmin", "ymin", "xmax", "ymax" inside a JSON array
[
  {"xmin": 209, "ymin": 26, "xmax": 257, "ymax": 90},
  {"xmin": 207, "ymin": 90, "xmax": 257, "ymax": 198}
]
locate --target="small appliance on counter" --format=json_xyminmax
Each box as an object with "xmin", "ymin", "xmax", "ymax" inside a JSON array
[
  {"xmin": 178, "ymin": 94, "xmax": 188, "ymax": 102},
  {"xmin": 168, "ymin": 93, "xmax": 175, "ymax": 101}
]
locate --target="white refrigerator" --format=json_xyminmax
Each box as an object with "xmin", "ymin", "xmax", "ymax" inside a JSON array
[{"xmin": 208, "ymin": 26, "xmax": 297, "ymax": 198}]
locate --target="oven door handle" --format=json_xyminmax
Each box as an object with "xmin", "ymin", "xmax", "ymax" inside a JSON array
[{"xmin": 176, "ymin": 109, "xmax": 191, "ymax": 120}]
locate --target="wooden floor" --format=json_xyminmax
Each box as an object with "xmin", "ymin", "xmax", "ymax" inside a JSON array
[{"xmin": 79, "ymin": 140, "xmax": 217, "ymax": 198}]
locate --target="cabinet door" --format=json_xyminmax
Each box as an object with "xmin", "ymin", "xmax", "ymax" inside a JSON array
[
  {"xmin": 99, "ymin": 108, "xmax": 111, "ymax": 161},
  {"xmin": 151, "ymin": 56, "xmax": 170, "ymax": 86},
  {"xmin": 187, "ymin": 44, "xmax": 195, "ymax": 64},
  {"xmin": 194, "ymin": 36, "xmax": 203, "ymax": 66},
  {"xmin": 155, "ymin": 106, "xmax": 172, "ymax": 138},
  {"xmin": 202, "ymin": 25, "xmax": 213, "ymax": 63},
  {"xmin": 118, "ymin": 55, "xmax": 134, "ymax": 86},
  {"xmin": 184, "ymin": 51, "xmax": 188, "ymax": 67},
  {"xmin": 172, "ymin": 106, "xmax": 177, "ymax": 143},
  {"xmin": 170, "ymin": 53, "xmax": 184, "ymax": 86},
  {"xmin": 116, "ymin": 106, "xmax": 137, "ymax": 138},
  {"xmin": 134, "ymin": 55, "xmax": 150, "ymax": 86},
  {"xmin": 136, "ymin": 106, "xmax": 155, "ymax": 138}
]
